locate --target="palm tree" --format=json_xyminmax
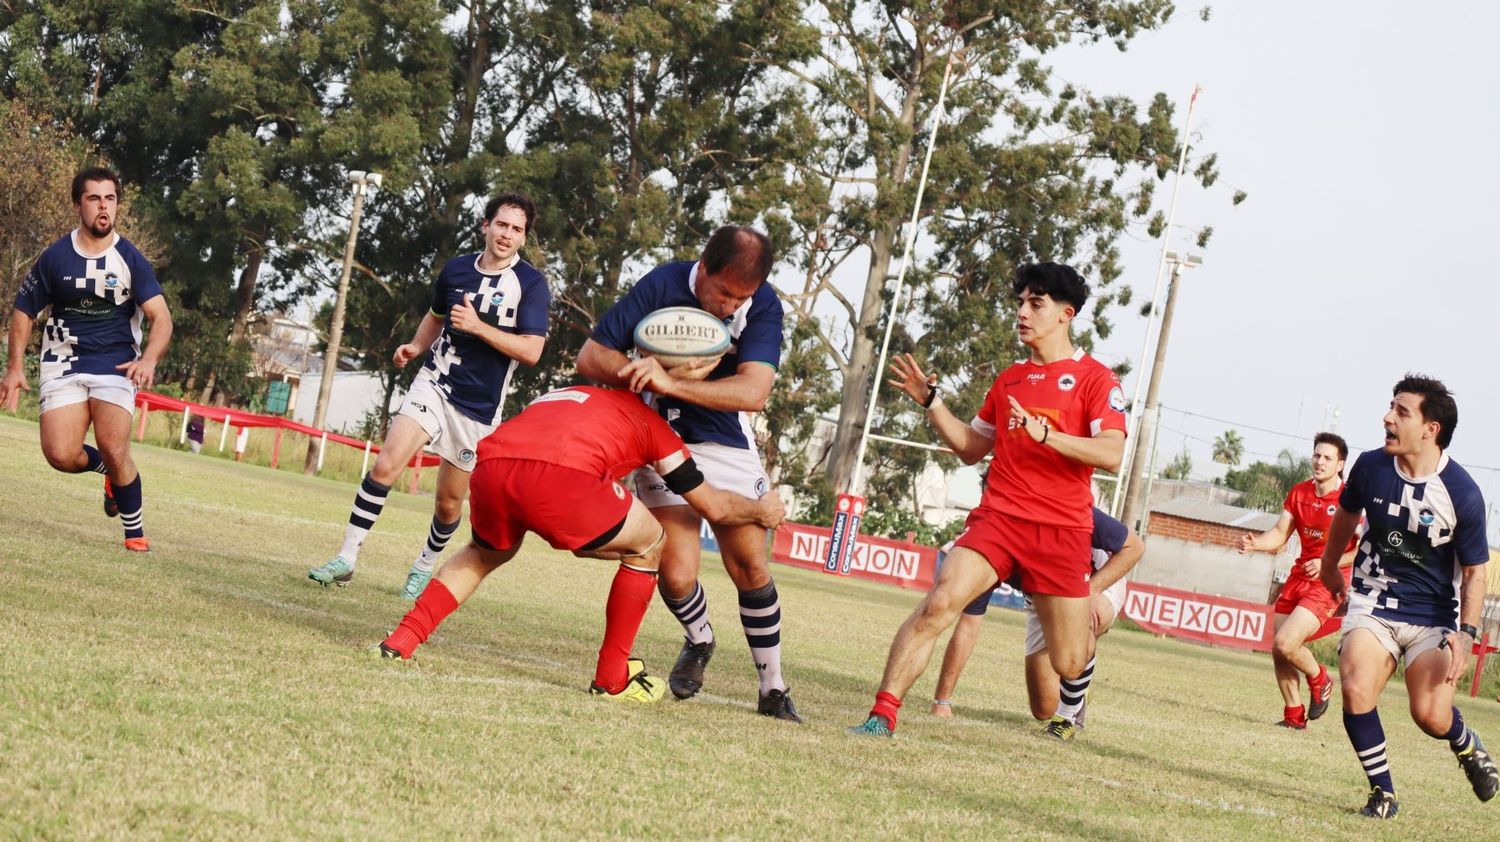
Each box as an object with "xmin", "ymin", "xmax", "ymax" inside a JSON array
[{"xmin": 1212, "ymin": 430, "xmax": 1245, "ymax": 467}]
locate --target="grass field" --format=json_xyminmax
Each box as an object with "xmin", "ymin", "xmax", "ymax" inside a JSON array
[{"xmin": 3, "ymin": 415, "xmax": 1498, "ymax": 840}]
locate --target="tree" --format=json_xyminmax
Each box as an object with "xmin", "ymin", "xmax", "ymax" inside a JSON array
[
  {"xmin": 760, "ymin": 1, "xmax": 1229, "ymax": 501},
  {"xmin": 0, "ymin": 98, "xmax": 91, "ymax": 312},
  {"xmin": 1162, "ymin": 448, "xmax": 1192, "ymax": 480},
  {"xmin": 1221, "ymin": 449, "xmax": 1308, "ymax": 512},
  {"xmin": 1212, "ymin": 429, "xmax": 1244, "ymax": 467}
]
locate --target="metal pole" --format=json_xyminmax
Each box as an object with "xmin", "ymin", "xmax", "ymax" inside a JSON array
[
  {"xmin": 849, "ymin": 51, "xmax": 959, "ymax": 497},
  {"xmin": 1121, "ymin": 263, "xmax": 1186, "ymax": 532},
  {"xmin": 1111, "ymin": 84, "xmax": 1201, "ymax": 517},
  {"xmin": 305, "ymin": 176, "xmax": 370, "ymax": 473},
  {"xmin": 1139, "ymin": 403, "xmax": 1164, "ymax": 535}
]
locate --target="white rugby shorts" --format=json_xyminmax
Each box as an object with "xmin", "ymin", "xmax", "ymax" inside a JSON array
[
  {"xmin": 396, "ymin": 370, "xmax": 496, "ymax": 473},
  {"xmin": 635, "ymin": 440, "xmax": 770, "ymax": 509},
  {"xmin": 1340, "ymin": 611, "xmax": 1449, "ymax": 667},
  {"xmin": 1022, "ymin": 578, "xmax": 1127, "ymax": 657},
  {"xmin": 39, "ymin": 372, "xmax": 136, "ymax": 415}
]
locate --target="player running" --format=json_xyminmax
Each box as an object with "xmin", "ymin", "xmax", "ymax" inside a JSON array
[
  {"xmin": 930, "ymin": 507, "xmax": 1144, "ymax": 742},
  {"xmin": 852, "ymin": 261, "xmax": 1127, "ymax": 737},
  {"xmin": 576, "ymin": 226, "xmax": 801, "ymax": 721},
  {"xmin": 1317, "ymin": 375, "xmax": 1498, "ymax": 818},
  {"xmin": 1237, "ymin": 432, "xmax": 1358, "ymax": 729},
  {"xmin": 307, "ymin": 193, "xmax": 549, "ymax": 596},
  {"xmin": 2, "ymin": 167, "xmax": 173, "ymax": 551},
  {"xmin": 373, "ymin": 386, "xmax": 785, "ymax": 702}
]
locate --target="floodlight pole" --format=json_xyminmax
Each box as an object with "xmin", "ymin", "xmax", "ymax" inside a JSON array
[
  {"xmin": 1119, "ymin": 252, "xmax": 1201, "ymax": 532},
  {"xmin": 304, "ymin": 169, "xmax": 381, "ymax": 474},
  {"xmin": 848, "ymin": 50, "xmax": 959, "ymax": 498},
  {"xmin": 1111, "ymin": 84, "xmax": 1201, "ymax": 517}
]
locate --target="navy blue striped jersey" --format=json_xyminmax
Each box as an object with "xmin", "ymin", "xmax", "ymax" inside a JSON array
[
  {"xmin": 591, "ymin": 261, "xmax": 782, "ymax": 449},
  {"xmin": 421, "ymin": 253, "xmax": 550, "ymax": 425},
  {"xmin": 14, "ymin": 231, "xmax": 164, "ymax": 380},
  {"xmin": 1339, "ymin": 450, "xmax": 1488, "ymax": 629}
]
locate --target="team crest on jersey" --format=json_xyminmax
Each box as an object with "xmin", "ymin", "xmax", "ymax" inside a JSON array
[
  {"xmin": 1418, "ymin": 508, "xmax": 1435, "ymax": 526},
  {"xmin": 755, "ymin": 478, "xmax": 768, "ymax": 498},
  {"xmin": 1057, "ymin": 374, "xmax": 1077, "ymax": 391},
  {"xmin": 104, "ymin": 272, "xmax": 121, "ymax": 289},
  {"xmin": 612, "ymin": 482, "xmax": 626, "ymax": 499},
  {"xmin": 459, "ymin": 448, "xmax": 475, "ymax": 464},
  {"xmin": 489, "ymin": 292, "xmax": 504, "ymax": 307},
  {"xmin": 1107, "ymin": 386, "xmax": 1126, "ymax": 412},
  {"xmin": 1326, "ymin": 504, "xmax": 1337, "ymax": 517}
]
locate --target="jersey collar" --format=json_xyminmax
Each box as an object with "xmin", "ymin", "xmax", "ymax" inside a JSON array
[
  {"xmin": 1392, "ymin": 452, "xmax": 1449, "ymax": 484},
  {"xmin": 472, "ymin": 252, "xmax": 520, "ymax": 276},
  {"xmin": 1022, "ymin": 347, "xmax": 1086, "ymax": 366},
  {"xmin": 70, "ymin": 228, "xmax": 120, "ymax": 260}
]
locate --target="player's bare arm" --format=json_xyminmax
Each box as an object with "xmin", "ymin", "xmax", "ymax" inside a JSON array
[
  {"xmin": 1444, "ymin": 564, "xmax": 1487, "ymax": 684},
  {"xmin": 683, "ymin": 484, "xmax": 786, "ymax": 530},
  {"xmin": 888, "ymin": 353, "xmax": 990, "ymax": 463},
  {"xmin": 1090, "ymin": 530, "xmax": 1145, "ymax": 595},
  {"xmin": 394, "ymin": 312, "xmax": 445, "ymax": 367},
  {"xmin": 1, "ymin": 308, "xmax": 35, "ymax": 412},
  {"xmin": 1008, "ymin": 395, "xmax": 1123, "ymax": 472},
  {"xmin": 1237, "ymin": 511, "xmax": 1293, "ymax": 554},
  {"xmin": 449, "ymin": 294, "xmax": 544, "ymax": 365},
  {"xmin": 642, "ymin": 361, "xmax": 775, "ymax": 412},
  {"xmin": 1317, "ymin": 507, "xmax": 1360, "ymax": 600},
  {"xmin": 576, "ymin": 338, "xmax": 633, "ymax": 387},
  {"xmin": 115, "ymin": 295, "xmax": 173, "ymax": 389}
]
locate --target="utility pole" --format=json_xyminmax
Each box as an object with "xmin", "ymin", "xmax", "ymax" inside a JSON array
[
  {"xmin": 304, "ymin": 170, "xmax": 381, "ymax": 474},
  {"xmin": 1120, "ymin": 250, "xmax": 1201, "ymax": 531}
]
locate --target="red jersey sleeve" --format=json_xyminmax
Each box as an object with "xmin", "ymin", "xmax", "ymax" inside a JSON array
[
  {"xmin": 1080, "ymin": 367, "xmax": 1128, "ymax": 437},
  {"xmin": 643, "ymin": 408, "xmax": 692, "ymax": 473}
]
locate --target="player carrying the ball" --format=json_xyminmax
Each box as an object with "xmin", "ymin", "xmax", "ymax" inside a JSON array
[
  {"xmin": 576, "ymin": 226, "xmax": 802, "ymax": 721},
  {"xmin": 307, "ymin": 193, "xmax": 549, "ymax": 595},
  {"xmin": 373, "ymin": 385, "xmax": 785, "ymax": 704},
  {"xmin": 1236, "ymin": 432, "xmax": 1358, "ymax": 730},
  {"xmin": 851, "ymin": 262, "xmax": 1127, "ymax": 737}
]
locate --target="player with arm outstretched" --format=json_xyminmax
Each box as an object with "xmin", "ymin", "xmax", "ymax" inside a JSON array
[
  {"xmin": 306, "ymin": 193, "xmax": 549, "ymax": 595},
  {"xmin": 1237, "ymin": 432, "xmax": 1359, "ymax": 729},
  {"xmin": 1317, "ymin": 375, "xmax": 1497, "ymax": 818},
  {"xmin": 1, "ymin": 167, "xmax": 173, "ymax": 552},
  {"xmin": 930, "ymin": 507, "xmax": 1144, "ymax": 743},
  {"xmin": 575, "ymin": 226, "xmax": 802, "ymax": 721},
  {"xmin": 373, "ymin": 386, "xmax": 785, "ymax": 703},
  {"xmin": 851, "ymin": 262, "xmax": 1127, "ymax": 738}
]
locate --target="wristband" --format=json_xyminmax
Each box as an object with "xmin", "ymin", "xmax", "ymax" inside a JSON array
[
  {"xmin": 1460, "ymin": 623, "xmax": 1479, "ymax": 639},
  {"xmin": 1040, "ymin": 424, "xmax": 1049, "ymax": 445},
  {"xmin": 921, "ymin": 382, "xmax": 938, "ymax": 409}
]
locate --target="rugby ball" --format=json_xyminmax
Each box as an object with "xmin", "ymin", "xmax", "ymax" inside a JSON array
[{"xmin": 632, "ymin": 307, "xmax": 730, "ymax": 368}]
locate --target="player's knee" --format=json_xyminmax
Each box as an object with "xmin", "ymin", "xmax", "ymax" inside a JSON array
[
  {"xmin": 434, "ymin": 497, "xmax": 463, "ymax": 524},
  {"xmin": 1272, "ymin": 634, "xmax": 1303, "ymax": 661},
  {"xmin": 656, "ymin": 564, "xmax": 697, "ymax": 599},
  {"xmin": 1051, "ymin": 650, "xmax": 1089, "ymax": 680},
  {"xmin": 723, "ymin": 557, "xmax": 770, "ymax": 590},
  {"xmin": 917, "ymin": 591, "xmax": 963, "ymax": 629},
  {"xmin": 41, "ymin": 446, "xmax": 81, "ymax": 472},
  {"xmin": 1030, "ymin": 699, "xmax": 1055, "ymax": 721}
]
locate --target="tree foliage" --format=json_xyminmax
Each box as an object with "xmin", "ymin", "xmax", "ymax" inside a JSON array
[
  {"xmin": 1212, "ymin": 429, "xmax": 1244, "ymax": 467},
  {"xmin": 1220, "ymin": 449, "xmax": 1308, "ymax": 513}
]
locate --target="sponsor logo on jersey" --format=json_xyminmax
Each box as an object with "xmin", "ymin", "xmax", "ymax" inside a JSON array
[
  {"xmin": 1107, "ymin": 386, "xmax": 1126, "ymax": 412},
  {"xmin": 647, "ymin": 482, "xmax": 667, "ymax": 493},
  {"xmin": 1418, "ymin": 508, "xmax": 1435, "ymax": 526},
  {"xmin": 1057, "ymin": 373, "xmax": 1077, "ymax": 391},
  {"xmin": 458, "ymin": 448, "xmax": 475, "ymax": 464},
  {"xmin": 1027, "ymin": 372, "xmax": 1046, "ymax": 383},
  {"xmin": 1387, "ymin": 531, "xmax": 1404, "ymax": 547}
]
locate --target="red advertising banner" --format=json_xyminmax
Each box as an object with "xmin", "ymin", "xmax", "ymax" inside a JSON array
[
  {"xmin": 772, "ymin": 522, "xmax": 937, "ymax": 591},
  {"xmin": 1121, "ymin": 581, "xmax": 1274, "ymax": 652}
]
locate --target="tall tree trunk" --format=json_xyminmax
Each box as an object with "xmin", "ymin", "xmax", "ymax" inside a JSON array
[
  {"xmin": 200, "ymin": 240, "xmax": 264, "ymax": 404},
  {"xmin": 824, "ymin": 221, "xmax": 899, "ymax": 494}
]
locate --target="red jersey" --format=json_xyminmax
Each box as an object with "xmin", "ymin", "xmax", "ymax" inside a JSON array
[
  {"xmin": 1283, "ymin": 479, "xmax": 1358, "ymax": 581},
  {"xmin": 973, "ymin": 349, "xmax": 1127, "ymax": 531},
  {"xmin": 478, "ymin": 386, "xmax": 690, "ymax": 480}
]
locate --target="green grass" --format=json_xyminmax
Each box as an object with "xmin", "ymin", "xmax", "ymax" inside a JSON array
[{"xmin": 2, "ymin": 414, "xmax": 1498, "ymax": 840}]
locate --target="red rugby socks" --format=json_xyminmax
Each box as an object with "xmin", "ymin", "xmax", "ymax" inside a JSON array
[
  {"xmin": 594, "ymin": 565, "xmax": 658, "ymax": 693},
  {"xmin": 384, "ymin": 579, "xmax": 459, "ymax": 657}
]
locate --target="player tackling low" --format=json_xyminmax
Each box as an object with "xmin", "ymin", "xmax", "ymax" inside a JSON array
[
  {"xmin": 1236, "ymin": 432, "xmax": 1358, "ymax": 729},
  {"xmin": 2, "ymin": 167, "xmax": 173, "ymax": 551},
  {"xmin": 373, "ymin": 386, "xmax": 785, "ymax": 702},
  {"xmin": 576, "ymin": 226, "xmax": 801, "ymax": 721},
  {"xmin": 307, "ymin": 193, "xmax": 549, "ymax": 595},
  {"xmin": 852, "ymin": 261, "xmax": 1127, "ymax": 737},
  {"xmin": 1317, "ymin": 375, "xmax": 1497, "ymax": 818}
]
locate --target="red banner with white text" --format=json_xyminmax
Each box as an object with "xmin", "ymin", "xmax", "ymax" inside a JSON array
[
  {"xmin": 1121, "ymin": 581, "xmax": 1274, "ymax": 652},
  {"xmin": 771, "ymin": 522, "xmax": 938, "ymax": 591}
]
